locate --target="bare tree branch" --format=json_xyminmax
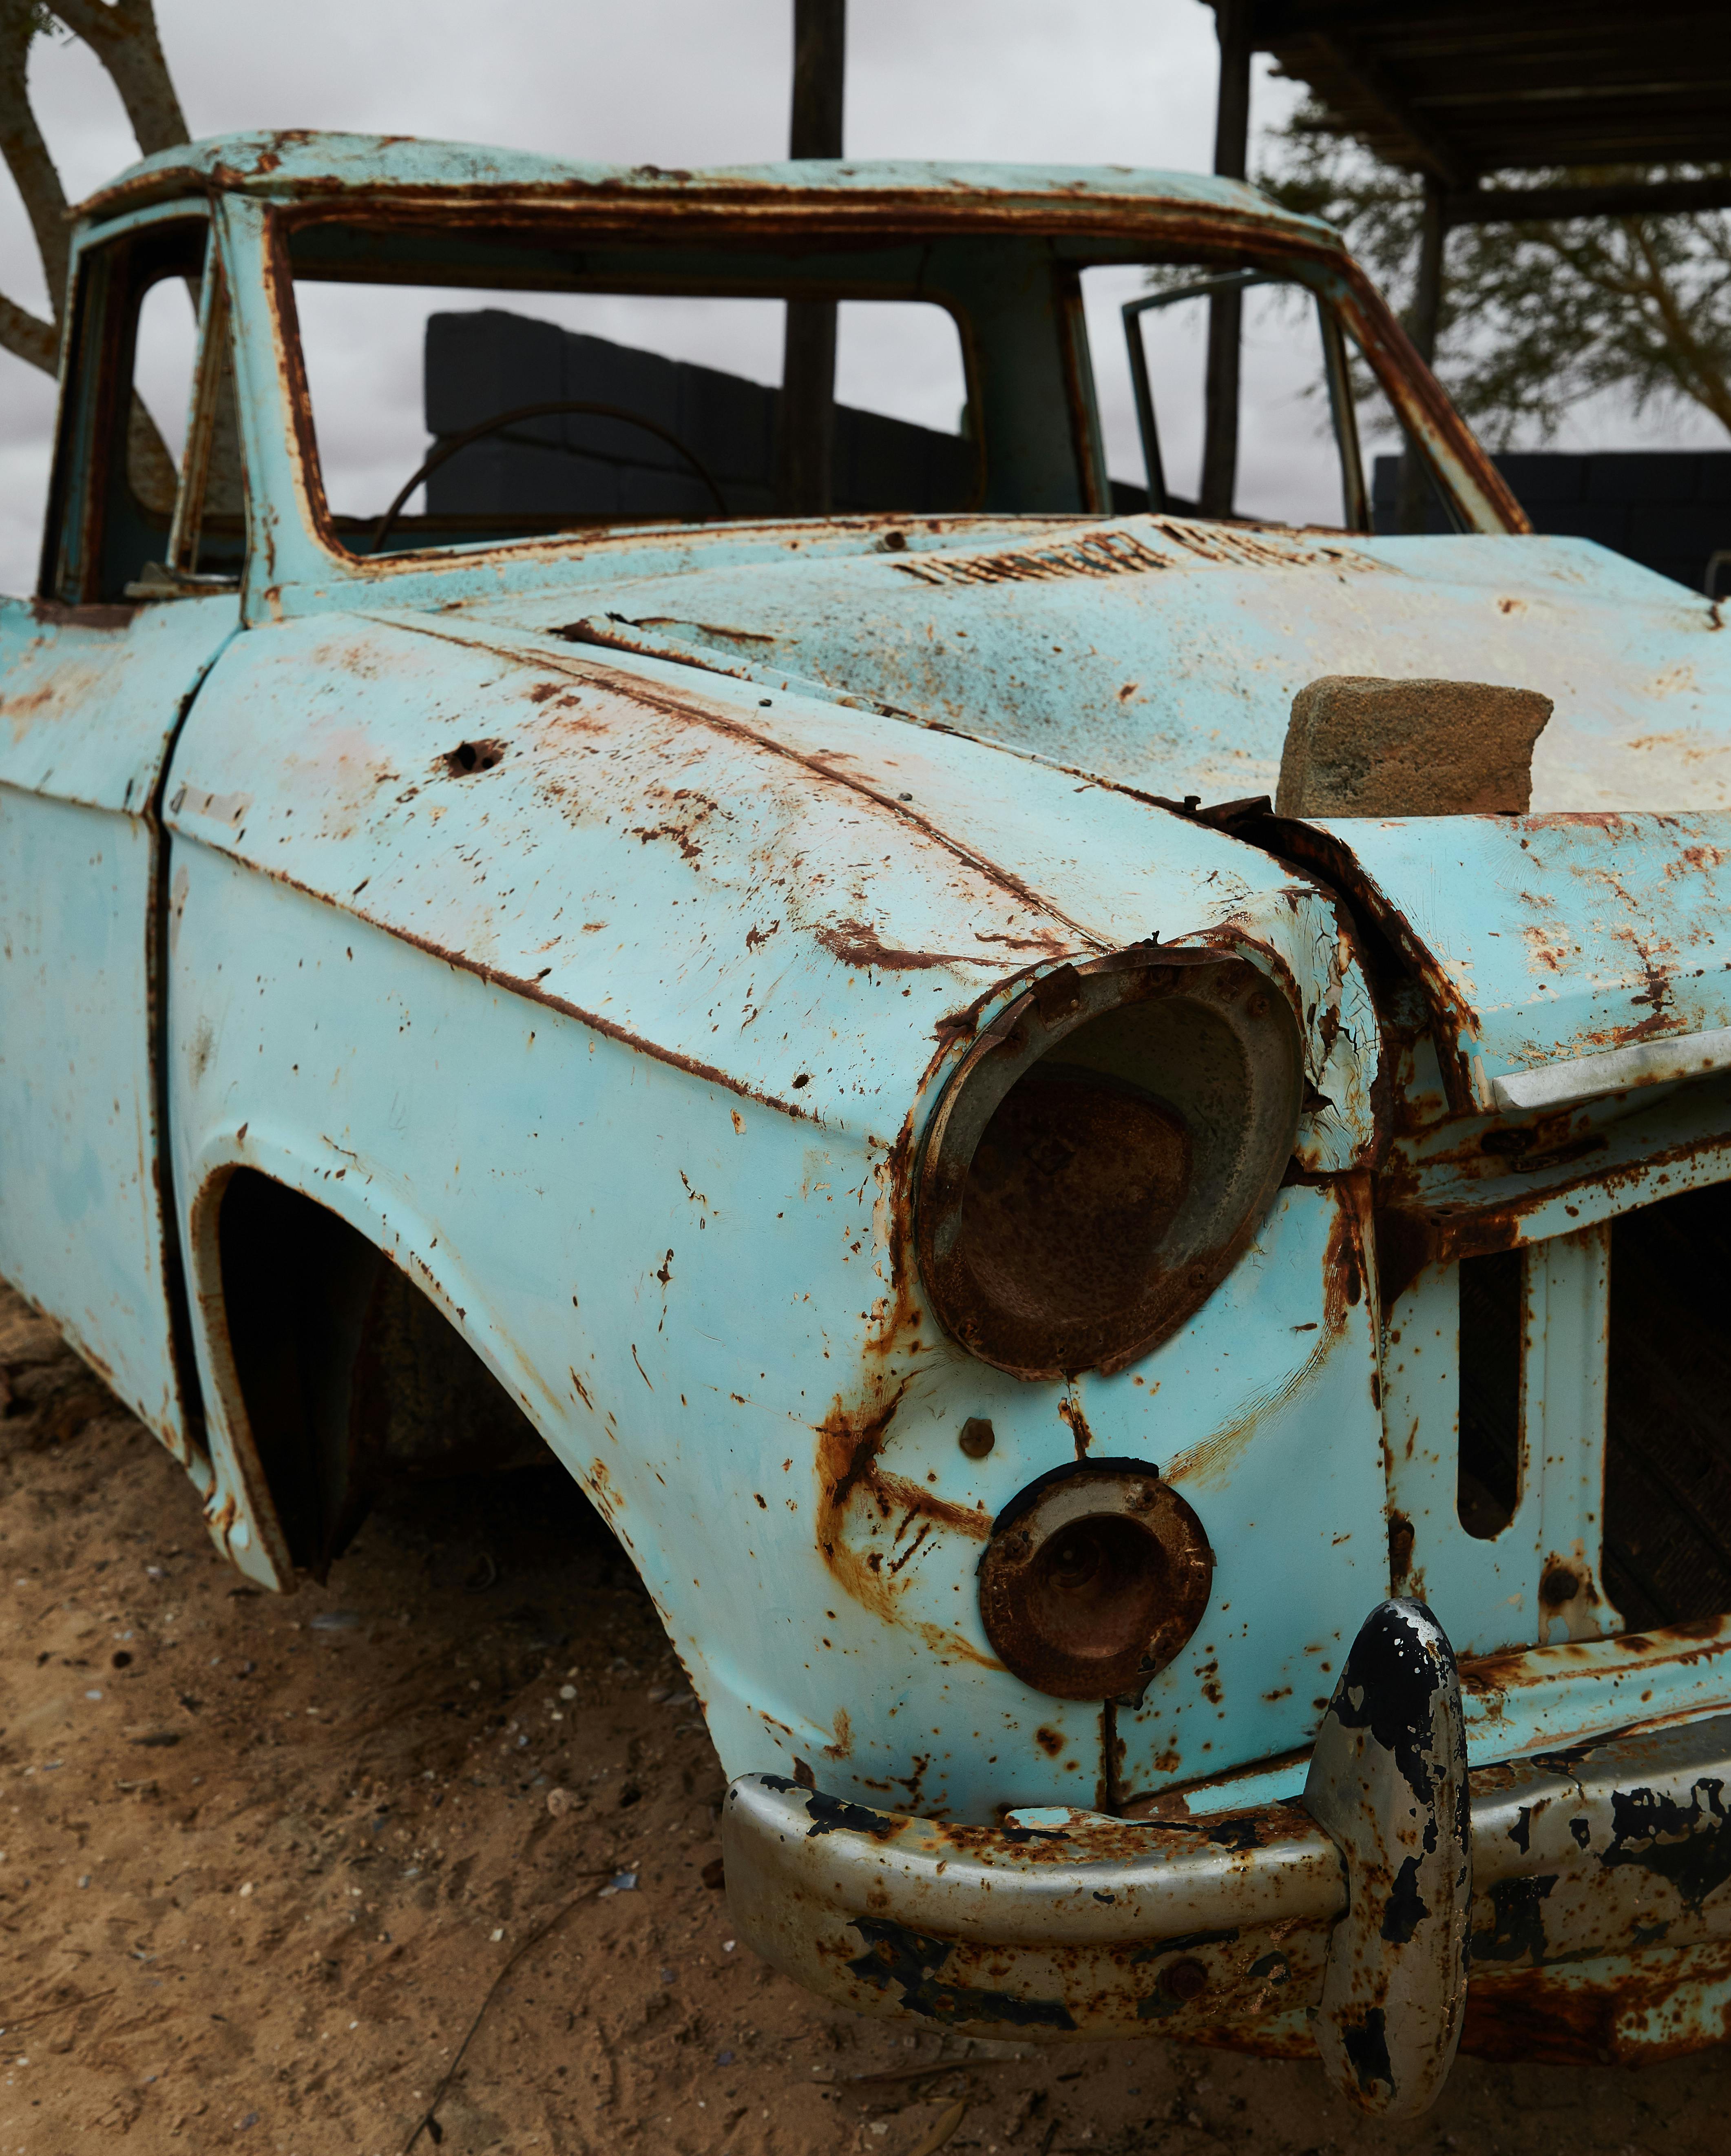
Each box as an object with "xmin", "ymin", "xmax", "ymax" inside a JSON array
[
  {"xmin": 0, "ymin": 0, "xmax": 72, "ymax": 328},
  {"xmin": 1627, "ymin": 219, "xmax": 1731, "ymax": 432},
  {"xmin": 0, "ymin": 0, "xmax": 189, "ymax": 398},
  {"xmin": 49, "ymin": 0, "xmax": 186, "ymax": 156},
  {"xmin": 0, "ymin": 287, "xmax": 57, "ymax": 372}
]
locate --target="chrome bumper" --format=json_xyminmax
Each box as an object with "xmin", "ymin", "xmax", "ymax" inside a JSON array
[{"xmin": 723, "ymin": 1603, "xmax": 1731, "ymax": 2113}]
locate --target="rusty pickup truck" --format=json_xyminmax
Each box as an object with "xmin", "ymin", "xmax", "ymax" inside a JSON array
[{"xmin": 4, "ymin": 132, "xmax": 1731, "ymax": 2114}]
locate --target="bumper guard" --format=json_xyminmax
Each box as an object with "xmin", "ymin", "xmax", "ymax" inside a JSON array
[{"xmin": 723, "ymin": 1601, "xmax": 1731, "ymax": 2114}]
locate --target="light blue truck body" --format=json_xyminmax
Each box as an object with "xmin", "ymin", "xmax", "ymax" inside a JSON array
[{"xmin": 4, "ymin": 131, "xmax": 1731, "ymax": 2076}]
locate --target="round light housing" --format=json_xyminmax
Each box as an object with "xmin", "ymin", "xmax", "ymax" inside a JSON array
[
  {"xmin": 916, "ymin": 951, "xmax": 1305, "ymax": 1379},
  {"xmin": 978, "ymin": 1459, "xmax": 1213, "ymax": 1700}
]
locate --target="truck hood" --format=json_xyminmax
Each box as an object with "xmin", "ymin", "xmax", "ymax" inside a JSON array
[
  {"xmin": 447, "ymin": 513, "xmax": 1731, "ymax": 1122},
  {"xmin": 461, "ymin": 514, "xmax": 1730, "ymax": 815}
]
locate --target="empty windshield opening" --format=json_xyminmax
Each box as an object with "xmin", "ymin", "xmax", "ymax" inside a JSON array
[{"xmin": 286, "ymin": 235, "xmax": 979, "ymax": 555}]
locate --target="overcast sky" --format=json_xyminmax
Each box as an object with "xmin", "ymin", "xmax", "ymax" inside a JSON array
[{"xmin": 0, "ymin": 0, "xmax": 1715, "ymax": 593}]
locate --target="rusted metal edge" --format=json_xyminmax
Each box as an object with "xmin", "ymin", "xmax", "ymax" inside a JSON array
[
  {"xmin": 1324, "ymin": 255, "xmax": 1529, "ymax": 537},
  {"xmin": 80, "ymin": 162, "xmax": 1346, "ymax": 255},
  {"xmin": 1374, "ymin": 1103, "xmax": 1731, "ymax": 1311},
  {"xmin": 1226, "ymin": 813, "xmax": 1485, "ymax": 1112}
]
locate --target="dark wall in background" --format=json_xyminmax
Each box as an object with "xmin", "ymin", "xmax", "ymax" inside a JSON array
[
  {"xmin": 1373, "ymin": 451, "xmax": 1730, "ymax": 594},
  {"xmin": 424, "ymin": 310, "xmax": 976, "ymax": 522}
]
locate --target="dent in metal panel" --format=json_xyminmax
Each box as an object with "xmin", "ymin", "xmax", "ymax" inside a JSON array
[{"xmin": 1099, "ymin": 1182, "xmax": 1391, "ymax": 1804}]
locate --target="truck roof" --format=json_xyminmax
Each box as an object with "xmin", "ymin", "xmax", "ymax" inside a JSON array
[{"xmin": 78, "ymin": 128, "xmax": 1340, "ymax": 252}]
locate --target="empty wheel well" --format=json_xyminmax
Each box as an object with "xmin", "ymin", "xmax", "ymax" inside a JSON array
[{"xmin": 216, "ymin": 1169, "xmax": 548, "ymax": 1577}]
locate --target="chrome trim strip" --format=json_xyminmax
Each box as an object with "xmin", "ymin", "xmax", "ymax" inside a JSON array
[{"xmin": 1492, "ymin": 1025, "xmax": 1731, "ymax": 1113}]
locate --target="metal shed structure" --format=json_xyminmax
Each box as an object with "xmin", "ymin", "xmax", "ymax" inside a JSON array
[
  {"xmin": 1224, "ymin": 1, "xmax": 1731, "ymax": 201},
  {"xmin": 1199, "ymin": 0, "xmax": 1731, "ymax": 514}
]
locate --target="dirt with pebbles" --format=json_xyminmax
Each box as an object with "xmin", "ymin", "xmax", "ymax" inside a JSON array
[{"xmin": 0, "ymin": 1275, "xmax": 1727, "ymax": 2154}]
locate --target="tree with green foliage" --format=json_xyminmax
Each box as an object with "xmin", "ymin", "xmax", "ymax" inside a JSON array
[{"xmin": 1260, "ymin": 108, "xmax": 1731, "ymax": 448}]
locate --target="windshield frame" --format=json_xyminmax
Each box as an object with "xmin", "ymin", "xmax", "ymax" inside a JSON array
[{"xmin": 184, "ymin": 184, "xmax": 1527, "ymax": 623}]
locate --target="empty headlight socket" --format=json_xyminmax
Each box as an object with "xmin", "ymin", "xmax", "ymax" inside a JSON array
[
  {"xmin": 977, "ymin": 1457, "xmax": 1214, "ymax": 1701},
  {"xmin": 914, "ymin": 947, "xmax": 1305, "ymax": 1381}
]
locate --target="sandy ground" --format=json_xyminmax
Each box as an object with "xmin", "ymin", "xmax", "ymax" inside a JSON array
[{"xmin": 2, "ymin": 1277, "xmax": 1730, "ymax": 2155}]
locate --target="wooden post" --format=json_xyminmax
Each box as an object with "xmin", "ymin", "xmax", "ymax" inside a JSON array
[
  {"xmin": 1201, "ymin": 0, "xmax": 1251, "ymax": 520},
  {"xmin": 1397, "ymin": 174, "xmax": 1447, "ymax": 533},
  {"xmin": 775, "ymin": 0, "xmax": 845, "ymax": 516}
]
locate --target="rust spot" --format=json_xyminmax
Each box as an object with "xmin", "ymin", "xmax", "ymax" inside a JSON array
[
  {"xmin": 628, "ymin": 785, "xmax": 721, "ymax": 865},
  {"xmin": 812, "ymin": 1103, "xmax": 995, "ymax": 1642},
  {"xmin": 958, "ymin": 1417, "xmax": 995, "ymax": 1459},
  {"xmin": 815, "ymin": 922, "xmax": 971, "ymax": 972},
  {"xmin": 1035, "ymin": 1725, "xmax": 1064, "ymax": 1757},
  {"xmin": 1058, "ymin": 1397, "xmax": 1093, "ymax": 1459},
  {"xmin": 815, "ymin": 1379, "xmax": 915, "ymax": 1620},
  {"xmin": 1457, "ymin": 1613, "xmax": 1731, "ymax": 1695},
  {"xmin": 1461, "ymin": 1943, "xmax": 1731, "ymax": 2065}
]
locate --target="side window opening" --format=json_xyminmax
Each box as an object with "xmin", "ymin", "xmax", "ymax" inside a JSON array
[
  {"xmin": 1087, "ymin": 267, "xmax": 1364, "ymax": 530},
  {"xmin": 48, "ymin": 218, "xmax": 243, "ymax": 606},
  {"xmin": 167, "ymin": 266, "xmax": 246, "ymax": 587},
  {"xmin": 1083, "ymin": 261, "xmax": 1460, "ymax": 535}
]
